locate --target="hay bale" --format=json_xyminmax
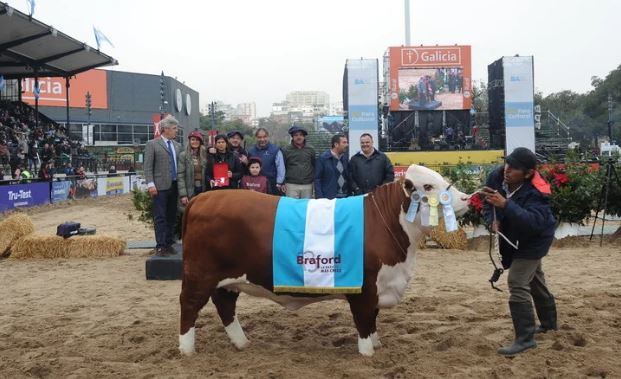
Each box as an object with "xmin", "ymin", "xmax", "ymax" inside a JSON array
[
  {"xmin": 10, "ymin": 234, "xmax": 125, "ymax": 259},
  {"xmin": 429, "ymin": 222, "xmax": 468, "ymax": 250},
  {"xmin": 10, "ymin": 234, "xmax": 67, "ymax": 259},
  {"xmin": 66, "ymin": 235, "xmax": 126, "ymax": 258},
  {"xmin": 0, "ymin": 213, "xmax": 35, "ymax": 256}
]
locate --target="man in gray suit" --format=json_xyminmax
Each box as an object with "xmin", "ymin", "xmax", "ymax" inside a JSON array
[{"xmin": 144, "ymin": 115, "xmax": 182, "ymax": 256}]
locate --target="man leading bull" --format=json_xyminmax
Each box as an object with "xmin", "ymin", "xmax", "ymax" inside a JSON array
[{"xmin": 481, "ymin": 147, "xmax": 558, "ymax": 356}]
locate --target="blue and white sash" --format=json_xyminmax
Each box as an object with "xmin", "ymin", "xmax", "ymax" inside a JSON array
[{"xmin": 273, "ymin": 196, "xmax": 364, "ymax": 294}]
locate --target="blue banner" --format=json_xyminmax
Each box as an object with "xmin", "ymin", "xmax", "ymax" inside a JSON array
[
  {"xmin": 0, "ymin": 182, "xmax": 50, "ymax": 212},
  {"xmin": 51, "ymin": 181, "xmax": 74, "ymax": 203}
]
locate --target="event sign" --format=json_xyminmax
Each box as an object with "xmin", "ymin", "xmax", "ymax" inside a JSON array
[
  {"xmin": 346, "ymin": 58, "xmax": 379, "ymax": 157},
  {"xmin": 51, "ymin": 181, "xmax": 74, "ymax": 203},
  {"xmin": 388, "ymin": 46, "xmax": 472, "ymax": 111},
  {"xmin": 0, "ymin": 182, "xmax": 50, "ymax": 212},
  {"xmin": 22, "ymin": 69, "xmax": 108, "ymax": 109},
  {"xmin": 503, "ymin": 56, "xmax": 535, "ymax": 153}
]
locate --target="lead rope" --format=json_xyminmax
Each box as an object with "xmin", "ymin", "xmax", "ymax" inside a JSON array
[
  {"xmin": 370, "ymin": 193, "xmax": 409, "ymax": 258},
  {"xmin": 488, "ymin": 200, "xmax": 520, "ymax": 291}
]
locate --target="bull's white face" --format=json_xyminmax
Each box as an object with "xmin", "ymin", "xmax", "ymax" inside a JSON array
[{"xmin": 403, "ymin": 164, "xmax": 470, "ymax": 217}]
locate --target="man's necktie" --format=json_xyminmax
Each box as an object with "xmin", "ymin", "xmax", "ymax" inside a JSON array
[{"xmin": 166, "ymin": 140, "xmax": 177, "ymax": 181}]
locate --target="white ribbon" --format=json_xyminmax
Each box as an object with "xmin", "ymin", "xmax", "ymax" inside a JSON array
[
  {"xmin": 428, "ymin": 196, "xmax": 439, "ymax": 226},
  {"xmin": 406, "ymin": 192, "xmax": 422, "ymax": 223},
  {"xmin": 420, "ymin": 195, "xmax": 430, "ymax": 226},
  {"xmin": 439, "ymin": 190, "xmax": 458, "ymax": 232}
]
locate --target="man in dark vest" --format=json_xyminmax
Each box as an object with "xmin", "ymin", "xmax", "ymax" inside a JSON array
[{"xmin": 248, "ymin": 128, "xmax": 285, "ymax": 195}]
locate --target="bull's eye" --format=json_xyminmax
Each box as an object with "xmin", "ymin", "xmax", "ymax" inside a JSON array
[{"xmin": 423, "ymin": 184, "xmax": 434, "ymax": 192}]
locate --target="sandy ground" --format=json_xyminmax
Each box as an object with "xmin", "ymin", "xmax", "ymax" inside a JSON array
[{"xmin": 1, "ymin": 195, "xmax": 620, "ymax": 378}]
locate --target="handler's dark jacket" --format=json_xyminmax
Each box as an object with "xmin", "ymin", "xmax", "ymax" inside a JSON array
[
  {"xmin": 483, "ymin": 167, "xmax": 556, "ymax": 269},
  {"xmin": 349, "ymin": 149, "xmax": 394, "ymax": 194}
]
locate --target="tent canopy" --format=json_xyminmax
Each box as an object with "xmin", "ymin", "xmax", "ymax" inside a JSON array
[{"xmin": 0, "ymin": 2, "xmax": 117, "ymax": 79}]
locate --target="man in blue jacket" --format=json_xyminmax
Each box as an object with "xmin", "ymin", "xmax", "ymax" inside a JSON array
[
  {"xmin": 482, "ymin": 147, "xmax": 557, "ymax": 356},
  {"xmin": 248, "ymin": 128, "xmax": 285, "ymax": 195},
  {"xmin": 314, "ymin": 134, "xmax": 350, "ymax": 199}
]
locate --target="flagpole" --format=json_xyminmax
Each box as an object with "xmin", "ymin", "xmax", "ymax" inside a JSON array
[{"xmin": 34, "ymin": 72, "xmax": 39, "ymax": 130}]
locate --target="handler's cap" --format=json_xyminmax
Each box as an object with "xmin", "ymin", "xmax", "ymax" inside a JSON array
[
  {"xmin": 248, "ymin": 156, "xmax": 262, "ymax": 166},
  {"xmin": 226, "ymin": 130, "xmax": 244, "ymax": 140},
  {"xmin": 288, "ymin": 125, "xmax": 308, "ymax": 136},
  {"xmin": 505, "ymin": 147, "xmax": 537, "ymax": 171}
]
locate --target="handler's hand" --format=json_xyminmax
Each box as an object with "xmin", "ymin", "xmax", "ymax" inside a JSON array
[
  {"xmin": 181, "ymin": 196, "xmax": 189, "ymax": 206},
  {"xmin": 148, "ymin": 186, "xmax": 158, "ymax": 198},
  {"xmin": 481, "ymin": 186, "xmax": 507, "ymax": 208}
]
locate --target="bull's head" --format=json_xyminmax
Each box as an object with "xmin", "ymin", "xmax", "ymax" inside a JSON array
[{"xmin": 402, "ymin": 164, "xmax": 470, "ymax": 218}]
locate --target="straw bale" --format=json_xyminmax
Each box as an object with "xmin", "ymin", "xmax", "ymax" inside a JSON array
[
  {"xmin": 66, "ymin": 235, "xmax": 126, "ymax": 258},
  {"xmin": 0, "ymin": 213, "xmax": 35, "ymax": 256},
  {"xmin": 429, "ymin": 222, "xmax": 468, "ymax": 250},
  {"xmin": 10, "ymin": 234, "xmax": 67, "ymax": 259}
]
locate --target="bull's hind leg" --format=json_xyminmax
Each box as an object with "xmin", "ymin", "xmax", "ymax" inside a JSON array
[
  {"xmin": 370, "ymin": 308, "xmax": 382, "ymax": 349},
  {"xmin": 347, "ymin": 291, "xmax": 379, "ymax": 356},
  {"xmin": 212, "ymin": 288, "xmax": 249, "ymax": 350},
  {"xmin": 179, "ymin": 278, "xmax": 214, "ymax": 355}
]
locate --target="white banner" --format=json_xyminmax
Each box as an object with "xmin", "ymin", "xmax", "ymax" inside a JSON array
[
  {"xmin": 346, "ymin": 59, "xmax": 379, "ymax": 157},
  {"xmin": 503, "ymin": 56, "xmax": 535, "ymax": 154}
]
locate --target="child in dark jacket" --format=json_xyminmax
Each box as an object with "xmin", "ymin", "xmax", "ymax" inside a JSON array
[
  {"xmin": 481, "ymin": 147, "xmax": 557, "ymax": 356},
  {"xmin": 240, "ymin": 157, "xmax": 269, "ymax": 194}
]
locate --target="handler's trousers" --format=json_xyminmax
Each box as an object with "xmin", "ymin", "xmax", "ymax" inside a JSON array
[{"xmin": 508, "ymin": 258, "xmax": 554, "ymax": 305}]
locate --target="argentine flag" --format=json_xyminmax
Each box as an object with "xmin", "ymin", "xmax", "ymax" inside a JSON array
[{"xmin": 273, "ymin": 196, "xmax": 364, "ymax": 294}]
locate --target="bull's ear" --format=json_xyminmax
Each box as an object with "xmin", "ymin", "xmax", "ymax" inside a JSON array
[{"xmin": 403, "ymin": 178, "xmax": 415, "ymax": 195}]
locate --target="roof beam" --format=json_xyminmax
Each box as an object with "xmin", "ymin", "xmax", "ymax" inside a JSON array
[
  {"xmin": 0, "ymin": 30, "xmax": 52, "ymax": 52},
  {"xmin": 35, "ymin": 47, "xmax": 85, "ymax": 64},
  {"xmin": 0, "ymin": 49, "xmax": 66, "ymax": 75}
]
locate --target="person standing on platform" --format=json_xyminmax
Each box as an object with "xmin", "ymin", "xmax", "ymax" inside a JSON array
[
  {"xmin": 314, "ymin": 134, "xmax": 350, "ymax": 199},
  {"xmin": 248, "ymin": 128, "xmax": 285, "ymax": 195},
  {"xmin": 349, "ymin": 133, "xmax": 394, "ymax": 195},
  {"xmin": 178, "ymin": 130, "xmax": 208, "ymax": 209},
  {"xmin": 282, "ymin": 125, "xmax": 315, "ymax": 198},
  {"xmin": 144, "ymin": 115, "xmax": 181, "ymax": 257}
]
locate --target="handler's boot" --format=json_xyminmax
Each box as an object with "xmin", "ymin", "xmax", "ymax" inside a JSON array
[
  {"xmin": 497, "ymin": 301, "xmax": 537, "ymax": 356},
  {"xmin": 534, "ymin": 298, "xmax": 558, "ymax": 334}
]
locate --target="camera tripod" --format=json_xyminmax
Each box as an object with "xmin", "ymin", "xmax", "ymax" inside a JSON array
[{"xmin": 590, "ymin": 157, "xmax": 620, "ymax": 245}]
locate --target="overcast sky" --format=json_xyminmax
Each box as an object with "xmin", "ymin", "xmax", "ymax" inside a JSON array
[{"xmin": 13, "ymin": 0, "xmax": 621, "ymax": 116}]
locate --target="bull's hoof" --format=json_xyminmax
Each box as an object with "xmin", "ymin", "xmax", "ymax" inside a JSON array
[
  {"xmin": 370, "ymin": 332, "xmax": 382, "ymax": 349},
  {"xmin": 225, "ymin": 316, "xmax": 250, "ymax": 350},
  {"xmin": 358, "ymin": 336, "xmax": 375, "ymax": 356},
  {"xmin": 179, "ymin": 327, "xmax": 196, "ymax": 356}
]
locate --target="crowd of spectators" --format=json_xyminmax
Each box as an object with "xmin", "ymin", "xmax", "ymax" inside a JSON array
[{"xmin": 0, "ymin": 100, "xmax": 92, "ymax": 182}]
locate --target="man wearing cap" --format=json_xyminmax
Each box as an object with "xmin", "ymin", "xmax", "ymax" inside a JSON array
[
  {"xmin": 248, "ymin": 128, "xmax": 285, "ymax": 195},
  {"xmin": 282, "ymin": 125, "xmax": 315, "ymax": 198},
  {"xmin": 227, "ymin": 130, "xmax": 249, "ymax": 167},
  {"xmin": 349, "ymin": 133, "xmax": 394, "ymax": 194},
  {"xmin": 481, "ymin": 147, "xmax": 557, "ymax": 356},
  {"xmin": 144, "ymin": 115, "xmax": 182, "ymax": 257}
]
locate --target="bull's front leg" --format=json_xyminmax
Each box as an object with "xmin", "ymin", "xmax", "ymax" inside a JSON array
[{"xmin": 347, "ymin": 287, "xmax": 380, "ymax": 356}]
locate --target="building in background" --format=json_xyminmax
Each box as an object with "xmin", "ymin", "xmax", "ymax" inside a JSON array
[{"xmin": 23, "ymin": 69, "xmax": 200, "ymax": 146}]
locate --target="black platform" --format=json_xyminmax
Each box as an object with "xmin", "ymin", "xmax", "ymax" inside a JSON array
[
  {"xmin": 406, "ymin": 100, "xmax": 443, "ymax": 110},
  {"xmin": 145, "ymin": 243, "xmax": 183, "ymax": 280}
]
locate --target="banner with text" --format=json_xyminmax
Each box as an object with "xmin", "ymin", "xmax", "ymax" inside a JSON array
[
  {"xmin": 503, "ymin": 56, "xmax": 535, "ymax": 153},
  {"xmin": 346, "ymin": 59, "xmax": 379, "ymax": 157},
  {"xmin": 0, "ymin": 182, "xmax": 50, "ymax": 212}
]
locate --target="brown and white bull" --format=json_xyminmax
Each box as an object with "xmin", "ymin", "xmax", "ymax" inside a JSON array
[{"xmin": 179, "ymin": 164, "xmax": 469, "ymax": 356}]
